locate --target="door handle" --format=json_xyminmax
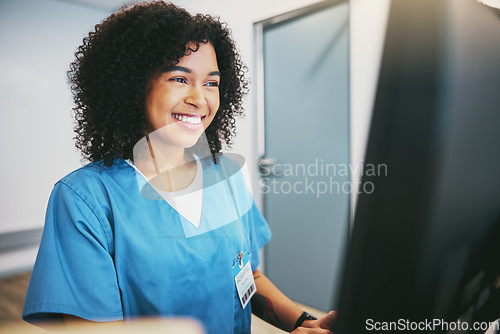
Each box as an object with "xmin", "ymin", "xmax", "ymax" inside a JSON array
[{"xmin": 259, "ymin": 157, "xmax": 282, "ymax": 177}]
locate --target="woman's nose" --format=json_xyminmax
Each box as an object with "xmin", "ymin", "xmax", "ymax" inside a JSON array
[{"xmin": 185, "ymin": 85, "xmax": 206, "ymax": 108}]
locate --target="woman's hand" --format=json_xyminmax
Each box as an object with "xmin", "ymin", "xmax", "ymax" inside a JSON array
[{"xmin": 291, "ymin": 310, "xmax": 337, "ymax": 333}]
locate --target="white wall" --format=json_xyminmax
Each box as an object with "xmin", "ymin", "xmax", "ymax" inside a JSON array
[
  {"xmin": 0, "ymin": 0, "xmax": 110, "ymax": 234},
  {"xmin": 349, "ymin": 0, "xmax": 391, "ymax": 218}
]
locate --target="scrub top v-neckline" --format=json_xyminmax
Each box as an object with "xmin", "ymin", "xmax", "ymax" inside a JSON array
[{"xmin": 126, "ymin": 158, "xmax": 204, "ymax": 229}]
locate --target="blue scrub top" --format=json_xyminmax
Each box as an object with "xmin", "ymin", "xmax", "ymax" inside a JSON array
[{"xmin": 23, "ymin": 156, "xmax": 271, "ymax": 334}]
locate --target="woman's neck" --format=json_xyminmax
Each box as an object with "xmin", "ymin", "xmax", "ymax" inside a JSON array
[{"xmin": 132, "ymin": 136, "xmax": 197, "ymax": 192}]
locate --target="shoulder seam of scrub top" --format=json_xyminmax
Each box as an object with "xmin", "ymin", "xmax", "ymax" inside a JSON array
[{"xmin": 57, "ymin": 180, "xmax": 112, "ymax": 251}]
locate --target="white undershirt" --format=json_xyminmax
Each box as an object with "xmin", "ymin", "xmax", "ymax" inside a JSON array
[{"xmin": 126, "ymin": 158, "xmax": 203, "ymax": 228}]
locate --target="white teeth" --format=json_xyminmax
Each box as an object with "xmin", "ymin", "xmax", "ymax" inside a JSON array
[{"xmin": 173, "ymin": 114, "xmax": 201, "ymax": 124}]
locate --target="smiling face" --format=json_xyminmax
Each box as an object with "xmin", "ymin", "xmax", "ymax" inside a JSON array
[{"xmin": 144, "ymin": 42, "xmax": 220, "ymax": 150}]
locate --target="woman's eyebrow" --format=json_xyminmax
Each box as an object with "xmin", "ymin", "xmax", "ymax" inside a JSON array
[
  {"xmin": 163, "ymin": 65, "xmax": 190, "ymax": 73},
  {"xmin": 163, "ymin": 66, "xmax": 220, "ymax": 77}
]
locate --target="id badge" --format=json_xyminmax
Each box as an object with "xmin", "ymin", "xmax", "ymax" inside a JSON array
[{"xmin": 233, "ymin": 252, "xmax": 256, "ymax": 309}]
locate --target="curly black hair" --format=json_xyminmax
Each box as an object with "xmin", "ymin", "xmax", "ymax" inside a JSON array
[{"xmin": 68, "ymin": 1, "xmax": 248, "ymax": 166}]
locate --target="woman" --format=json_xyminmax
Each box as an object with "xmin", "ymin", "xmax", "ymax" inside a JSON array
[{"xmin": 23, "ymin": 2, "xmax": 335, "ymax": 333}]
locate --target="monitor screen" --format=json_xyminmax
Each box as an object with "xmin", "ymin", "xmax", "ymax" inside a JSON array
[{"xmin": 333, "ymin": 0, "xmax": 500, "ymax": 332}]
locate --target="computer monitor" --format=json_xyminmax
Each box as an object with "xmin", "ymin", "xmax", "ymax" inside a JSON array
[{"xmin": 333, "ymin": 0, "xmax": 500, "ymax": 333}]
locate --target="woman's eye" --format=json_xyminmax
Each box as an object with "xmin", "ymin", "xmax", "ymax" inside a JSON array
[
  {"xmin": 205, "ymin": 81, "xmax": 219, "ymax": 87},
  {"xmin": 170, "ymin": 77, "xmax": 187, "ymax": 84}
]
